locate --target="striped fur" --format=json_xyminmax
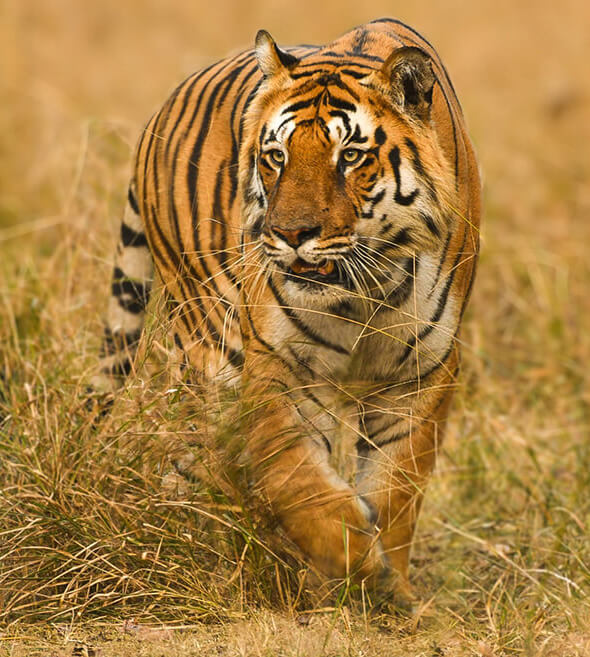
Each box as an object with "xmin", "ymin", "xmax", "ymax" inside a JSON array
[{"xmin": 99, "ymin": 19, "xmax": 480, "ymax": 597}]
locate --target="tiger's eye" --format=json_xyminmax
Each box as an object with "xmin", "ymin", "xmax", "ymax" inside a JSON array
[
  {"xmin": 341, "ymin": 148, "xmax": 364, "ymax": 165},
  {"xmin": 269, "ymin": 149, "xmax": 285, "ymax": 165}
]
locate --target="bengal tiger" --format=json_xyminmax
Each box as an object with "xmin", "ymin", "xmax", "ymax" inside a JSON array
[{"xmin": 98, "ymin": 18, "xmax": 480, "ymax": 600}]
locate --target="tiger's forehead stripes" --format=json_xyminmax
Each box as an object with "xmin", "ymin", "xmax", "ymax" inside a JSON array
[
  {"xmin": 297, "ymin": 72, "xmax": 362, "ymax": 101},
  {"xmin": 262, "ymin": 77, "xmax": 380, "ymax": 150},
  {"xmin": 288, "ymin": 57, "xmax": 382, "ymax": 79}
]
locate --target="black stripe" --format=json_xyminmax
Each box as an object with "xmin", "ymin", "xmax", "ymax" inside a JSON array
[
  {"xmin": 267, "ymin": 276, "xmax": 349, "ymax": 356},
  {"xmin": 311, "ymin": 51, "xmax": 344, "ymax": 58},
  {"xmin": 428, "ymin": 231, "xmax": 452, "ymax": 299},
  {"xmin": 227, "ymin": 348, "xmax": 245, "ymax": 368},
  {"xmin": 106, "ymin": 358, "xmax": 133, "ymax": 378},
  {"xmin": 360, "ymin": 383, "xmax": 453, "ymax": 450},
  {"xmin": 212, "ymin": 158, "xmax": 228, "ymax": 271},
  {"xmin": 392, "ymin": 257, "xmax": 417, "ymax": 306},
  {"xmin": 244, "ymin": 320, "xmax": 300, "ymax": 379},
  {"xmin": 316, "ymin": 73, "xmax": 362, "ymax": 101},
  {"xmin": 374, "ymin": 126, "xmax": 386, "ymax": 145},
  {"xmin": 211, "ymin": 154, "xmax": 239, "ymax": 282},
  {"xmin": 270, "ymin": 115, "xmax": 294, "ymax": 141},
  {"xmin": 157, "ymin": 285, "xmax": 196, "ymax": 344},
  {"xmin": 259, "ymin": 158, "xmax": 274, "ymax": 172},
  {"xmin": 404, "ymin": 138, "xmax": 438, "ymax": 201},
  {"xmin": 244, "ymin": 304, "xmax": 275, "ymax": 353},
  {"xmin": 276, "ymin": 46, "xmax": 299, "ymax": 69},
  {"xmin": 388, "ymin": 146, "xmax": 419, "ymax": 206},
  {"xmin": 138, "ymin": 115, "xmax": 159, "ymax": 222},
  {"xmin": 187, "ymin": 60, "xmax": 251, "ymax": 271},
  {"xmin": 260, "ymin": 376, "xmax": 290, "ymax": 392},
  {"xmin": 360, "ymin": 188, "xmax": 385, "ymax": 219},
  {"xmin": 127, "ymin": 185, "xmax": 140, "ymax": 214},
  {"xmin": 325, "ymin": 93, "xmax": 356, "ymax": 113},
  {"xmin": 423, "ymin": 77, "xmax": 460, "ymax": 184},
  {"xmin": 343, "ymin": 50, "xmax": 384, "ymax": 63},
  {"xmin": 146, "ymin": 203, "xmax": 201, "ymax": 338},
  {"xmin": 293, "ymin": 404, "xmax": 332, "ymax": 455},
  {"xmin": 145, "ymin": 203, "xmax": 182, "ymax": 275},
  {"xmin": 174, "ymin": 332, "xmax": 184, "ymax": 350},
  {"xmin": 314, "ymin": 116, "xmax": 332, "ymax": 143},
  {"xmin": 101, "ymin": 327, "xmax": 142, "ymax": 357},
  {"xmin": 352, "ymin": 29, "xmax": 370, "ymax": 56},
  {"xmin": 327, "ymin": 109, "xmax": 352, "ymax": 136},
  {"xmin": 282, "ymin": 95, "xmax": 321, "ymax": 113},
  {"xmin": 460, "ymin": 251, "xmax": 478, "ymax": 319},
  {"xmin": 120, "ymin": 222, "xmax": 148, "ymax": 248},
  {"xmin": 346, "ymin": 124, "xmax": 368, "ymax": 145},
  {"xmin": 340, "ymin": 67, "xmax": 375, "ymax": 79},
  {"xmin": 230, "ymin": 76, "xmax": 263, "ymax": 206},
  {"xmin": 284, "ymin": 346, "xmax": 333, "ymax": 454},
  {"xmin": 390, "ymin": 227, "xmax": 412, "ymax": 246},
  {"xmin": 397, "ymin": 232, "xmax": 466, "ymax": 366},
  {"xmin": 420, "ymin": 212, "xmax": 441, "ymax": 238},
  {"xmin": 415, "ymin": 337, "xmax": 456, "ymax": 381},
  {"xmin": 111, "ymin": 267, "xmax": 151, "ymax": 314}
]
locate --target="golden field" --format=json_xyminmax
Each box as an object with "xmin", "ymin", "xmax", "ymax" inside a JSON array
[{"xmin": 0, "ymin": 0, "xmax": 589, "ymax": 655}]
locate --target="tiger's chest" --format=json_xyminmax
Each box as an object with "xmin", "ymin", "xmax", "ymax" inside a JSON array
[{"xmin": 265, "ymin": 251, "xmax": 459, "ymax": 384}]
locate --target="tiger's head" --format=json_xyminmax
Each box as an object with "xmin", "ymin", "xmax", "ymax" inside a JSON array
[{"xmin": 240, "ymin": 30, "xmax": 454, "ymax": 310}]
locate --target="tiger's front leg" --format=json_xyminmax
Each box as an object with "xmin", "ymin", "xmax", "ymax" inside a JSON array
[
  {"xmin": 240, "ymin": 349, "xmax": 389, "ymax": 587},
  {"xmin": 355, "ymin": 352, "xmax": 459, "ymax": 601}
]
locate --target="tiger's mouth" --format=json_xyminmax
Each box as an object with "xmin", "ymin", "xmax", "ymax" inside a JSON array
[{"xmin": 286, "ymin": 257, "xmax": 342, "ymax": 285}]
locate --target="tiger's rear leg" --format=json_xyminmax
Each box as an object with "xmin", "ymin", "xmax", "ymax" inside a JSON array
[{"xmin": 92, "ymin": 179, "xmax": 153, "ymax": 401}]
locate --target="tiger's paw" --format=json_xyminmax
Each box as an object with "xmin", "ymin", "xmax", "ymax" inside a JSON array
[
  {"xmin": 293, "ymin": 495, "xmax": 390, "ymax": 590},
  {"xmin": 366, "ymin": 571, "xmax": 418, "ymax": 618}
]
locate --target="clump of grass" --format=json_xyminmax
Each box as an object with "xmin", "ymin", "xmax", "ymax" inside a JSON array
[{"xmin": 0, "ymin": 337, "xmax": 320, "ymax": 623}]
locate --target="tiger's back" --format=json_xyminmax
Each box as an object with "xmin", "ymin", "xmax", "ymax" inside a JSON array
[{"xmin": 101, "ymin": 18, "xmax": 480, "ymax": 598}]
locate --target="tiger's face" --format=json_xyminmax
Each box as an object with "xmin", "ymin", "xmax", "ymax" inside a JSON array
[{"xmin": 241, "ymin": 32, "xmax": 453, "ymax": 309}]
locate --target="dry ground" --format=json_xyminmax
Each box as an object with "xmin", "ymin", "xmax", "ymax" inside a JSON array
[{"xmin": 1, "ymin": 0, "xmax": 589, "ymax": 655}]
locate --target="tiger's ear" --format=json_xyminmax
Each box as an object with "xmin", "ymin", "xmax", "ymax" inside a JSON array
[
  {"xmin": 255, "ymin": 30, "xmax": 299, "ymax": 79},
  {"xmin": 374, "ymin": 46, "xmax": 436, "ymax": 121}
]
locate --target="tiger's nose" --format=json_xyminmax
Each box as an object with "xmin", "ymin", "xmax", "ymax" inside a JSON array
[{"xmin": 270, "ymin": 224, "xmax": 321, "ymax": 248}]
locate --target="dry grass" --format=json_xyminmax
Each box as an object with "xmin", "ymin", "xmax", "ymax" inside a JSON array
[{"xmin": 1, "ymin": 0, "xmax": 589, "ymax": 654}]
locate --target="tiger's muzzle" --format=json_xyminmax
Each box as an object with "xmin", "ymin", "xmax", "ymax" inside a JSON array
[{"xmin": 263, "ymin": 226, "xmax": 354, "ymax": 287}]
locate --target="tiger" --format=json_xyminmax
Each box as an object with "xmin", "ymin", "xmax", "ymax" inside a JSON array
[{"xmin": 98, "ymin": 18, "xmax": 480, "ymax": 601}]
